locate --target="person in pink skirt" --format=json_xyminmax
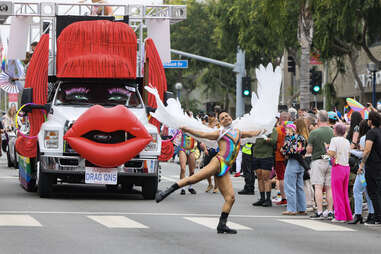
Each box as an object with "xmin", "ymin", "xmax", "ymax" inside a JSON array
[{"xmin": 327, "ymin": 123, "xmax": 352, "ymax": 222}]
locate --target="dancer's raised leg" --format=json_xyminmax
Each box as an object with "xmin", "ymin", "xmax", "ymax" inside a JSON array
[{"xmin": 155, "ymin": 157, "xmax": 219, "ymax": 202}]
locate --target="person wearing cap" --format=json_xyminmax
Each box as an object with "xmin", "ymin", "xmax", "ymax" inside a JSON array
[{"xmin": 328, "ymin": 111, "xmax": 338, "ymax": 127}]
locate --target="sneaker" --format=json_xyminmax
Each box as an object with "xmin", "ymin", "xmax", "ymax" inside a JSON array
[
  {"xmin": 234, "ymin": 172, "xmax": 242, "ymax": 177},
  {"xmin": 188, "ymin": 188, "xmax": 197, "ymax": 194},
  {"xmin": 180, "ymin": 189, "xmax": 186, "ymax": 195},
  {"xmin": 297, "ymin": 211, "xmax": 307, "ymax": 216},
  {"xmin": 310, "ymin": 212, "xmax": 324, "ymax": 220},
  {"xmin": 365, "ymin": 220, "xmax": 381, "ymax": 226},
  {"xmin": 327, "ymin": 212, "xmax": 334, "ymax": 220},
  {"xmin": 271, "ymin": 196, "xmax": 282, "ymax": 203},
  {"xmin": 275, "ymin": 199, "xmax": 287, "ymax": 206},
  {"xmin": 331, "ymin": 219, "xmax": 346, "ymax": 223}
]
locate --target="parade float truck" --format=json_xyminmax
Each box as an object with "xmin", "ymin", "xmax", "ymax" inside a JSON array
[{"xmin": 16, "ymin": 16, "xmax": 165, "ymax": 199}]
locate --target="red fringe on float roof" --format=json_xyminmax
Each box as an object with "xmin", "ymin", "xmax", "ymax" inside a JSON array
[
  {"xmin": 56, "ymin": 20, "xmax": 137, "ymax": 79},
  {"xmin": 15, "ymin": 34, "xmax": 49, "ymax": 158},
  {"xmin": 145, "ymin": 38, "xmax": 168, "ymax": 130}
]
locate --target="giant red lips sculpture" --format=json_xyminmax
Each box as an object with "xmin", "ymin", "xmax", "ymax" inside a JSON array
[{"xmin": 64, "ymin": 105, "xmax": 152, "ymax": 168}]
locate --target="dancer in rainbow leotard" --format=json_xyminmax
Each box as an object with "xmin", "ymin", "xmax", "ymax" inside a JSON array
[
  {"xmin": 215, "ymin": 128, "xmax": 241, "ymax": 177},
  {"xmin": 177, "ymin": 131, "xmax": 198, "ymax": 195},
  {"xmin": 155, "ymin": 112, "xmax": 264, "ymax": 234}
]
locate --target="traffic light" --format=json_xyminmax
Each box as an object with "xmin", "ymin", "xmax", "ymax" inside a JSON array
[
  {"xmin": 310, "ymin": 69, "xmax": 322, "ymax": 95},
  {"xmin": 242, "ymin": 76, "xmax": 251, "ymax": 97},
  {"xmin": 288, "ymin": 56, "xmax": 296, "ymax": 74}
]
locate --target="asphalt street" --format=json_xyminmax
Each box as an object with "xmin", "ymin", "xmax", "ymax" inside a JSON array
[{"xmin": 0, "ymin": 157, "xmax": 381, "ymax": 254}]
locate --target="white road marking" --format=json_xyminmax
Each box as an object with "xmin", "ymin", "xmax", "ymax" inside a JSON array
[
  {"xmin": 0, "ymin": 176, "xmax": 18, "ymax": 179},
  {"xmin": 0, "ymin": 210, "xmax": 293, "ymax": 218},
  {"xmin": 0, "ymin": 215, "xmax": 42, "ymax": 227},
  {"xmin": 184, "ymin": 217, "xmax": 252, "ymax": 230},
  {"xmin": 278, "ymin": 219, "xmax": 355, "ymax": 232},
  {"xmin": 88, "ymin": 216, "xmax": 149, "ymax": 229},
  {"xmin": 161, "ymin": 176, "xmax": 177, "ymax": 182}
]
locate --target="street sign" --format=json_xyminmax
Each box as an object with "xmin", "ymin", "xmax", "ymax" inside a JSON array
[{"xmin": 163, "ymin": 60, "xmax": 188, "ymax": 69}]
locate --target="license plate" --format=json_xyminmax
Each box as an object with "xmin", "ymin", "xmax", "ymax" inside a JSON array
[{"xmin": 85, "ymin": 167, "xmax": 118, "ymax": 185}]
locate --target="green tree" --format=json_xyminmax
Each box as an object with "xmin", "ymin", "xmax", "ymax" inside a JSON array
[
  {"xmin": 166, "ymin": 0, "xmax": 237, "ymax": 114},
  {"xmin": 313, "ymin": 0, "xmax": 381, "ymax": 103}
]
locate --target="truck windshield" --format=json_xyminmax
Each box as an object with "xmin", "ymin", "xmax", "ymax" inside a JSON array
[{"xmin": 54, "ymin": 82, "xmax": 142, "ymax": 108}]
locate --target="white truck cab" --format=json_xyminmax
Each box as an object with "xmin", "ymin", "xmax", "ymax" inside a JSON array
[{"xmin": 33, "ymin": 79, "xmax": 161, "ymax": 199}]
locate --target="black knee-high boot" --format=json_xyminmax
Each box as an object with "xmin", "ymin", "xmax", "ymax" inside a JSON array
[
  {"xmin": 155, "ymin": 183, "xmax": 179, "ymax": 203},
  {"xmin": 217, "ymin": 212, "xmax": 237, "ymax": 234}
]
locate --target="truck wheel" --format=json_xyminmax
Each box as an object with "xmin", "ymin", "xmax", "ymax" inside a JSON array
[
  {"xmin": 38, "ymin": 170, "xmax": 56, "ymax": 198},
  {"xmin": 142, "ymin": 178, "xmax": 158, "ymax": 200}
]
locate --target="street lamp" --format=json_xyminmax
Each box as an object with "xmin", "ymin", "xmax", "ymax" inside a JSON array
[
  {"xmin": 367, "ymin": 62, "xmax": 379, "ymax": 107},
  {"xmin": 175, "ymin": 82, "xmax": 183, "ymax": 100}
]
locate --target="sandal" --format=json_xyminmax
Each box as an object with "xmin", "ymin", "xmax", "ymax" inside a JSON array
[
  {"xmin": 282, "ymin": 211, "xmax": 297, "ymax": 216},
  {"xmin": 205, "ymin": 185, "xmax": 213, "ymax": 192}
]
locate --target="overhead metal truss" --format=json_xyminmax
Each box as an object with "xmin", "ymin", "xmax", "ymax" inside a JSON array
[
  {"xmin": 1, "ymin": 2, "xmax": 186, "ymax": 23},
  {"xmin": 0, "ymin": 1, "xmax": 186, "ymax": 76}
]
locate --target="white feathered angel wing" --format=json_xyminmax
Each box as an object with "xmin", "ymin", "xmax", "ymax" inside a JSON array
[
  {"xmin": 145, "ymin": 85, "xmax": 218, "ymax": 149},
  {"xmin": 233, "ymin": 63, "xmax": 282, "ymax": 144}
]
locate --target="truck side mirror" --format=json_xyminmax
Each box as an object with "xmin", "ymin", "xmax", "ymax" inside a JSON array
[{"xmin": 21, "ymin": 88, "xmax": 33, "ymax": 105}]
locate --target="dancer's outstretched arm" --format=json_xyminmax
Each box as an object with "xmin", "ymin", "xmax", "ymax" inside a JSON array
[
  {"xmin": 181, "ymin": 127, "xmax": 219, "ymax": 140},
  {"xmin": 241, "ymin": 129, "xmax": 265, "ymax": 138}
]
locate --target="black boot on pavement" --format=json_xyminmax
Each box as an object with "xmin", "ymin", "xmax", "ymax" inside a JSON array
[
  {"xmin": 262, "ymin": 192, "xmax": 272, "ymax": 207},
  {"xmin": 155, "ymin": 183, "xmax": 179, "ymax": 203},
  {"xmin": 217, "ymin": 212, "xmax": 237, "ymax": 234},
  {"xmin": 238, "ymin": 189, "xmax": 254, "ymax": 195},
  {"xmin": 348, "ymin": 214, "xmax": 363, "ymax": 224},
  {"xmin": 252, "ymin": 192, "xmax": 265, "ymax": 206}
]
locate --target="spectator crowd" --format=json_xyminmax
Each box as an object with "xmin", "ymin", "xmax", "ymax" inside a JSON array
[{"xmin": 163, "ymin": 104, "xmax": 381, "ymax": 226}]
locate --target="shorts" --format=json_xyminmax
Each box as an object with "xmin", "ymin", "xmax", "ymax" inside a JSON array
[
  {"xmin": 275, "ymin": 161, "xmax": 286, "ymax": 180},
  {"xmin": 310, "ymin": 159, "xmax": 331, "ymax": 186},
  {"xmin": 203, "ymin": 148, "xmax": 218, "ymax": 166},
  {"xmin": 252, "ymin": 157, "xmax": 274, "ymax": 171}
]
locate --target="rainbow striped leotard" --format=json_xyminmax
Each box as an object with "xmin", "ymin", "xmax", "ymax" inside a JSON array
[
  {"xmin": 179, "ymin": 132, "xmax": 196, "ymax": 156},
  {"xmin": 215, "ymin": 128, "xmax": 241, "ymax": 177}
]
